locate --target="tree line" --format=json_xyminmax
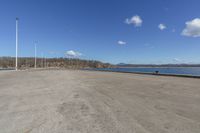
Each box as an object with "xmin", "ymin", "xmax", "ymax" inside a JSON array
[{"xmin": 0, "ymin": 57, "xmax": 113, "ymax": 69}]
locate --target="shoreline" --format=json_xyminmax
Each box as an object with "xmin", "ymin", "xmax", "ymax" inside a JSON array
[
  {"xmin": 2, "ymin": 67, "xmax": 200, "ymax": 79},
  {"xmin": 84, "ymin": 68, "xmax": 200, "ymax": 79},
  {"xmin": 116, "ymin": 66, "xmax": 200, "ymax": 68}
]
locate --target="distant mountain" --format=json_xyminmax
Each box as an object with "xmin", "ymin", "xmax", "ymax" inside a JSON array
[
  {"xmin": 116, "ymin": 63, "xmax": 200, "ymax": 67},
  {"xmin": 117, "ymin": 63, "xmax": 127, "ymax": 66}
]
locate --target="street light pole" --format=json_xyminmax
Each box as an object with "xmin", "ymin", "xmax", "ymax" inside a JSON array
[
  {"xmin": 35, "ymin": 43, "xmax": 37, "ymax": 69},
  {"xmin": 45, "ymin": 56, "xmax": 47, "ymax": 68},
  {"xmin": 41, "ymin": 52, "xmax": 44, "ymax": 68},
  {"xmin": 15, "ymin": 18, "xmax": 19, "ymax": 71}
]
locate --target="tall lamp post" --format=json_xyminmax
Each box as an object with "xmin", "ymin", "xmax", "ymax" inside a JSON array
[
  {"xmin": 15, "ymin": 17, "xmax": 19, "ymax": 71},
  {"xmin": 35, "ymin": 42, "xmax": 37, "ymax": 69}
]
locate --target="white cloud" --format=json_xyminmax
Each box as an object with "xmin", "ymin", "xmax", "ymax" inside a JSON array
[
  {"xmin": 172, "ymin": 58, "xmax": 189, "ymax": 64},
  {"xmin": 125, "ymin": 15, "xmax": 143, "ymax": 27},
  {"xmin": 65, "ymin": 50, "xmax": 82, "ymax": 58},
  {"xmin": 158, "ymin": 24, "xmax": 167, "ymax": 30},
  {"xmin": 118, "ymin": 40, "xmax": 126, "ymax": 45},
  {"xmin": 182, "ymin": 18, "xmax": 200, "ymax": 37},
  {"xmin": 173, "ymin": 58, "xmax": 181, "ymax": 63}
]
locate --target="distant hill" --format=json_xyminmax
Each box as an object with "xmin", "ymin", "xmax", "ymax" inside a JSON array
[
  {"xmin": 0, "ymin": 57, "xmax": 113, "ymax": 69},
  {"xmin": 117, "ymin": 63, "xmax": 200, "ymax": 67}
]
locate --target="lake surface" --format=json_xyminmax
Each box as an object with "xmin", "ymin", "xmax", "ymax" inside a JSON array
[
  {"xmin": 93, "ymin": 67, "xmax": 200, "ymax": 76},
  {"xmin": 0, "ymin": 68, "xmax": 15, "ymax": 71}
]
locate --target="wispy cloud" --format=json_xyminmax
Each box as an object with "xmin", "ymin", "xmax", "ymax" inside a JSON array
[
  {"xmin": 173, "ymin": 58, "xmax": 182, "ymax": 63},
  {"xmin": 65, "ymin": 50, "xmax": 82, "ymax": 58},
  {"xmin": 158, "ymin": 24, "xmax": 167, "ymax": 30},
  {"xmin": 118, "ymin": 40, "xmax": 127, "ymax": 45},
  {"xmin": 182, "ymin": 18, "xmax": 200, "ymax": 37},
  {"xmin": 172, "ymin": 58, "xmax": 191, "ymax": 64},
  {"xmin": 125, "ymin": 15, "xmax": 143, "ymax": 27}
]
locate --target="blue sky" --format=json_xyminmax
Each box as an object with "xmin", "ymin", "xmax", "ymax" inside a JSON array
[{"xmin": 0, "ymin": 0, "xmax": 200, "ymax": 64}]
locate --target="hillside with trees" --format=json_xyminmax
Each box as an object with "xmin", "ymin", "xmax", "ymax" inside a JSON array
[{"xmin": 0, "ymin": 57, "xmax": 113, "ymax": 69}]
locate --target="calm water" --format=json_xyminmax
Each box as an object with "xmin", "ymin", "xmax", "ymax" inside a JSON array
[
  {"xmin": 0, "ymin": 68, "xmax": 15, "ymax": 71},
  {"xmin": 94, "ymin": 67, "xmax": 200, "ymax": 76},
  {"xmin": 1, "ymin": 67, "xmax": 200, "ymax": 76}
]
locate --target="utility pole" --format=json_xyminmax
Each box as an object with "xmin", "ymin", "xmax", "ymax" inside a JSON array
[
  {"xmin": 15, "ymin": 18, "xmax": 19, "ymax": 71},
  {"xmin": 34, "ymin": 43, "xmax": 37, "ymax": 69}
]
